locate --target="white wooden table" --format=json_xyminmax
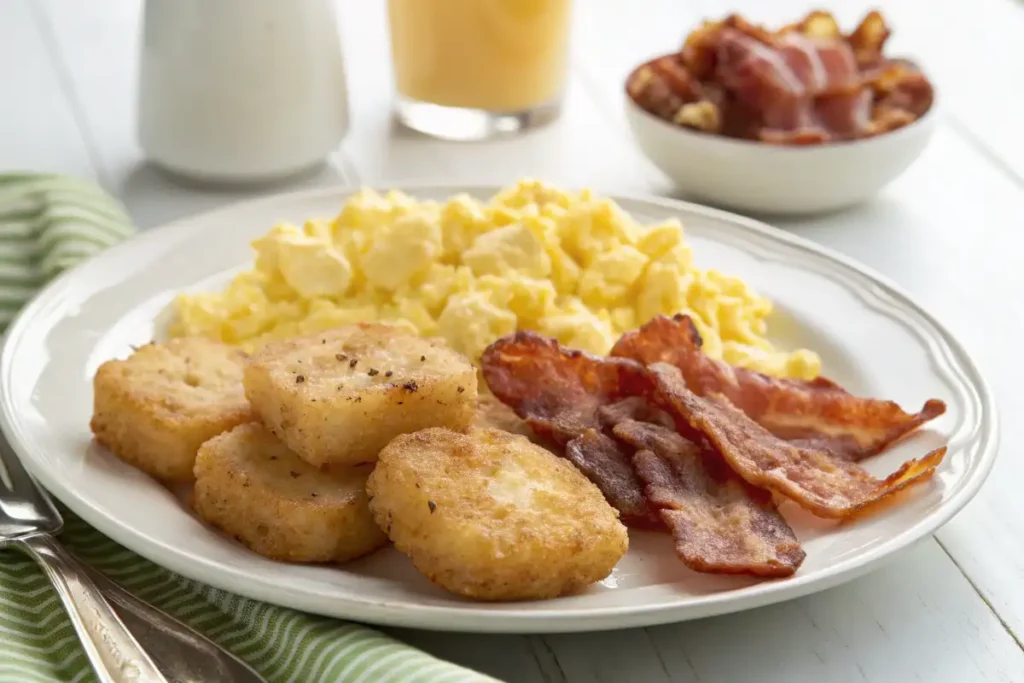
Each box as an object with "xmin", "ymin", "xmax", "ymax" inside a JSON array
[{"xmin": 5, "ymin": 1, "xmax": 1023, "ymax": 681}]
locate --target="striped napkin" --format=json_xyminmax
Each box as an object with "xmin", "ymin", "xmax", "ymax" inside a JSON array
[{"xmin": 0, "ymin": 174, "xmax": 499, "ymax": 683}]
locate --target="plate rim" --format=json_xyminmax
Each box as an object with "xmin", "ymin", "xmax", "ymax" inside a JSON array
[{"xmin": 0, "ymin": 184, "xmax": 1000, "ymax": 633}]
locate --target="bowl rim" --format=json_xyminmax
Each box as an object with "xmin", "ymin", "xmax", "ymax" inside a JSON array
[{"xmin": 623, "ymin": 55, "xmax": 939, "ymax": 152}]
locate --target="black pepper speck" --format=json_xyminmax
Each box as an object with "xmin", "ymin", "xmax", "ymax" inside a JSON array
[
  {"xmin": 385, "ymin": 371, "xmax": 393, "ymax": 378},
  {"xmin": 402, "ymin": 380, "xmax": 419, "ymax": 392},
  {"xmin": 428, "ymin": 501, "xmax": 436, "ymax": 513},
  {"xmin": 349, "ymin": 359, "xmax": 358, "ymax": 368},
  {"xmin": 368, "ymin": 368, "xmax": 379, "ymax": 377},
  {"xmin": 289, "ymin": 471, "xmax": 300, "ymax": 478},
  {"xmin": 336, "ymin": 353, "xmax": 347, "ymax": 362},
  {"xmin": 296, "ymin": 375, "xmax": 305, "ymax": 383}
]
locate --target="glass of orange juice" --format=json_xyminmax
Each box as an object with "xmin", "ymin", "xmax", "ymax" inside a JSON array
[{"xmin": 387, "ymin": 0, "xmax": 573, "ymax": 140}]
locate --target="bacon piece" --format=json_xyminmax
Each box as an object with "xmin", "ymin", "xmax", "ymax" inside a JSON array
[
  {"xmin": 614, "ymin": 419, "xmax": 804, "ymax": 576},
  {"xmin": 627, "ymin": 57, "xmax": 704, "ymax": 122},
  {"xmin": 481, "ymin": 332, "xmax": 649, "ymax": 444},
  {"xmin": 861, "ymin": 58, "xmax": 933, "ymax": 135},
  {"xmin": 649, "ymin": 55, "xmax": 705, "ymax": 102},
  {"xmin": 715, "ymin": 28, "xmax": 809, "ymax": 132},
  {"xmin": 814, "ymin": 88, "xmax": 872, "ymax": 138},
  {"xmin": 846, "ymin": 10, "xmax": 892, "ymax": 68},
  {"xmin": 565, "ymin": 429, "xmax": 658, "ymax": 528},
  {"xmin": 876, "ymin": 69, "xmax": 934, "ymax": 119},
  {"xmin": 777, "ymin": 34, "xmax": 825, "ymax": 91},
  {"xmin": 610, "ymin": 315, "xmax": 946, "ymax": 461},
  {"xmin": 647, "ymin": 363, "xmax": 947, "ymax": 519},
  {"xmin": 715, "ymin": 26, "xmax": 871, "ymax": 142},
  {"xmin": 481, "ymin": 332, "xmax": 660, "ymax": 527},
  {"xmin": 597, "ymin": 396, "xmax": 675, "ymax": 430},
  {"xmin": 796, "ymin": 10, "xmax": 843, "ymax": 41},
  {"xmin": 776, "ymin": 33, "xmax": 860, "ymax": 93}
]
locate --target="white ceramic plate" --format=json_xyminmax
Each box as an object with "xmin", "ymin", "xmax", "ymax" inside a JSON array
[{"xmin": 0, "ymin": 186, "xmax": 997, "ymax": 633}]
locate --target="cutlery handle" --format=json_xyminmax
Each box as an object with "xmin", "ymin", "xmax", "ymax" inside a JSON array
[
  {"xmin": 16, "ymin": 533, "xmax": 168, "ymax": 683},
  {"xmin": 83, "ymin": 563, "xmax": 268, "ymax": 683}
]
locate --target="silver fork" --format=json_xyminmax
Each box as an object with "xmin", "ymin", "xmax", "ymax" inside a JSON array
[
  {"xmin": 0, "ymin": 438, "xmax": 270, "ymax": 683},
  {"xmin": 0, "ymin": 437, "xmax": 269, "ymax": 683},
  {"xmin": 0, "ymin": 439, "xmax": 168, "ymax": 682}
]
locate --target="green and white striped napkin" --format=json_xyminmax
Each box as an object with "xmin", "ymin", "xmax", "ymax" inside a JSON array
[
  {"xmin": 0, "ymin": 174, "xmax": 499, "ymax": 683},
  {"xmin": 0, "ymin": 174, "xmax": 135, "ymax": 329}
]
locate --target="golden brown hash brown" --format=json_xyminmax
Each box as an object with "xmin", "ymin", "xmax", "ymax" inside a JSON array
[
  {"xmin": 90, "ymin": 338, "xmax": 252, "ymax": 482},
  {"xmin": 192, "ymin": 423, "xmax": 387, "ymax": 563},
  {"xmin": 244, "ymin": 323, "xmax": 477, "ymax": 468},
  {"xmin": 367, "ymin": 427, "xmax": 628, "ymax": 601},
  {"xmin": 472, "ymin": 393, "xmax": 536, "ymax": 441}
]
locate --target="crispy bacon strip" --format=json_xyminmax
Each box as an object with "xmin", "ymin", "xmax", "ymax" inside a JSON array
[
  {"xmin": 647, "ymin": 363, "xmax": 946, "ymax": 519},
  {"xmin": 614, "ymin": 419, "xmax": 804, "ymax": 577},
  {"xmin": 713, "ymin": 24, "xmax": 872, "ymax": 142},
  {"xmin": 565, "ymin": 429, "xmax": 657, "ymax": 528},
  {"xmin": 481, "ymin": 332, "xmax": 660, "ymax": 527},
  {"xmin": 597, "ymin": 396, "xmax": 675, "ymax": 430},
  {"xmin": 611, "ymin": 314, "xmax": 946, "ymax": 461},
  {"xmin": 482, "ymin": 332, "xmax": 650, "ymax": 444}
]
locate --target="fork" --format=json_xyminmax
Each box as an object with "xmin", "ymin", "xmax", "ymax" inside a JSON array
[
  {"xmin": 82, "ymin": 562, "xmax": 269, "ymax": 683},
  {"xmin": 0, "ymin": 439, "xmax": 169, "ymax": 682},
  {"xmin": 0, "ymin": 437, "xmax": 271, "ymax": 682}
]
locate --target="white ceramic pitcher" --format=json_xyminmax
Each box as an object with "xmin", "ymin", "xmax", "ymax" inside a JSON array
[{"xmin": 137, "ymin": 0, "xmax": 350, "ymax": 185}]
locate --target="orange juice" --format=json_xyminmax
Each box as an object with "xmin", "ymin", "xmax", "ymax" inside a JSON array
[{"xmin": 388, "ymin": 0, "xmax": 573, "ymax": 112}]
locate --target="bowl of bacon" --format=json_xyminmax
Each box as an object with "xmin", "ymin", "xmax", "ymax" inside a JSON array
[{"xmin": 624, "ymin": 11, "xmax": 936, "ymax": 215}]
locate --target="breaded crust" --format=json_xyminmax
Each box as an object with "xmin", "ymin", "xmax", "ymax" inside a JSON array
[
  {"xmin": 472, "ymin": 393, "xmax": 537, "ymax": 441},
  {"xmin": 244, "ymin": 324, "xmax": 478, "ymax": 467},
  {"xmin": 368, "ymin": 427, "xmax": 628, "ymax": 601},
  {"xmin": 192, "ymin": 423, "xmax": 387, "ymax": 563},
  {"xmin": 90, "ymin": 338, "xmax": 252, "ymax": 482}
]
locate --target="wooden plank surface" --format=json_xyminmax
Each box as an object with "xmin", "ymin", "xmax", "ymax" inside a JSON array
[{"xmin": 15, "ymin": 0, "xmax": 1024, "ymax": 681}]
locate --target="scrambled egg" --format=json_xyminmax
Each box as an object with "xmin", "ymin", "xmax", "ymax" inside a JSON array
[{"xmin": 170, "ymin": 180, "xmax": 820, "ymax": 379}]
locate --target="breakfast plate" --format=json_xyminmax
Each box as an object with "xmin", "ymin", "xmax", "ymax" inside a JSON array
[{"xmin": 0, "ymin": 185, "xmax": 996, "ymax": 633}]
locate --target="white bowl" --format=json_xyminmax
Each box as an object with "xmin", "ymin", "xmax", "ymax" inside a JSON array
[{"xmin": 625, "ymin": 95, "xmax": 937, "ymax": 215}]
